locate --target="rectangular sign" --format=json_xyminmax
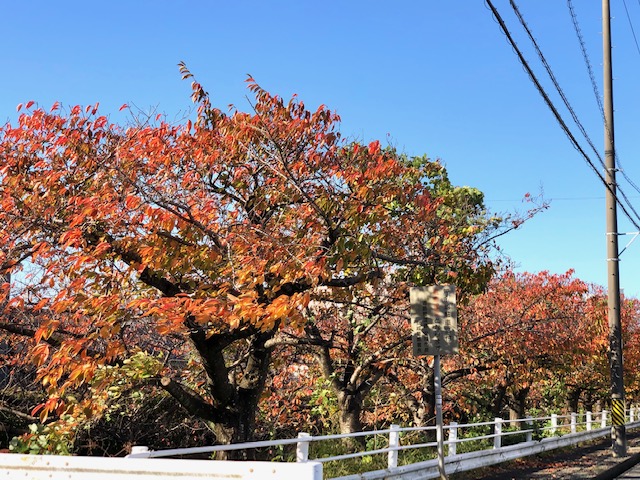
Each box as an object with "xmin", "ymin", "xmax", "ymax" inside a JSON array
[{"xmin": 410, "ymin": 285, "xmax": 459, "ymax": 356}]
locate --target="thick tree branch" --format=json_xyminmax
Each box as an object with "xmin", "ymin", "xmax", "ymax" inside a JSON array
[
  {"xmin": 0, "ymin": 320, "xmax": 63, "ymax": 348},
  {"xmin": 0, "ymin": 401, "xmax": 39, "ymax": 423},
  {"xmin": 159, "ymin": 376, "xmax": 218, "ymax": 422},
  {"xmin": 442, "ymin": 364, "xmax": 493, "ymax": 386}
]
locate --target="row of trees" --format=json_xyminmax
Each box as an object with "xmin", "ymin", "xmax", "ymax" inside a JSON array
[{"xmin": 0, "ymin": 69, "xmax": 635, "ymax": 456}]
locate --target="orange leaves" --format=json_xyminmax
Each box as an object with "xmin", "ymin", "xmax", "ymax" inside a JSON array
[
  {"xmin": 460, "ymin": 270, "xmax": 592, "ymax": 379},
  {"xmin": 31, "ymin": 343, "xmax": 51, "ymax": 367},
  {"xmin": 92, "ymin": 241, "xmax": 111, "ymax": 256},
  {"xmin": 264, "ymin": 295, "xmax": 297, "ymax": 327},
  {"xmin": 58, "ymin": 229, "xmax": 83, "ymax": 248},
  {"xmin": 31, "ymin": 396, "xmax": 62, "ymax": 423},
  {"xmin": 368, "ymin": 140, "xmax": 381, "ymax": 156},
  {"xmin": 124, "ymin": 194, "xmax": 141, "ymax": 209},
  {"xmin": 0, "ymin": 74, "xmax": 505, "ymax": 439}
]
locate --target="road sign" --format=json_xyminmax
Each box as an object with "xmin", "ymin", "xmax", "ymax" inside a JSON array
[{"xmin": 410, "ymin": 285, "xmax": 458, "ymax": 356}]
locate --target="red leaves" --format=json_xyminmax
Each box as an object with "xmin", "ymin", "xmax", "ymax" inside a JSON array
[
  {"xmin": 0, "ymin": 74, "xmax": 499, "ymax": 436},
  {"xmin": 16, "ymin": 101, "xmax": 35, "ymax": 112}
]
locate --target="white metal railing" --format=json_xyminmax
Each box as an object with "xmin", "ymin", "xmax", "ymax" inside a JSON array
[{"xmin": 125, "ymin": 409, "xmax": 640, "ymax": 480}]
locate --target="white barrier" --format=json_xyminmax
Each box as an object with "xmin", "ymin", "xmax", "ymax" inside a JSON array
[
  {"xmin": 333, "ymin": 422, "xmax": 640, "ymax": 480},
  {"xmin": 0, "ymin": 453, "xmax": 323, "ymax": 480},
  {"xmin": 1, "ymin": 410, "xmax": 637, "ymax": 480}
]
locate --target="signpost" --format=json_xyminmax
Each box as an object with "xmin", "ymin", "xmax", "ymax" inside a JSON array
[{"xmin": 410, "ymin": 286, "xmax": 459, "ymax": 480}]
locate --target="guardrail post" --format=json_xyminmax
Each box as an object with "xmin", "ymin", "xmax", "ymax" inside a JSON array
[
  {"xmin": 630, "ymin": 407, "xmax": 635, "ymax": 422},
  {"xmin": 388, "ymin": 424, "xmax": 400, "ymax": 469},
  {"xmin": 551, "ymin": 414, "xmax": 558, "ymax": 435},
  {"xmin": 571, "ymin": 412, "xmax": 577, "ymax": 433},
  {"xmin": 448, "ymin": 422, "xmax": 458, "ymax": 456},
  {"xmin": 296, "ymin": 432, "xmax": 311, "ymax": 462},
  {"xmin": 525, "ymin": 417, "xmax": 533, "ymax": 442},
  {"xmin": 586, "ymin": 411, "xmax": 593, "ymax": 431},
  {"xmin": 494, "ymin": 417, "xmax": 503, "ymax": 449},
  {"xmin": 601, "ymin": 410, "xmax": 608, "ymax": 429}
]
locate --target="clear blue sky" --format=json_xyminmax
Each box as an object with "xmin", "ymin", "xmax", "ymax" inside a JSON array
[{"xmin": 3, "ymin": 1, "xmax": 640, "ymax": 297}]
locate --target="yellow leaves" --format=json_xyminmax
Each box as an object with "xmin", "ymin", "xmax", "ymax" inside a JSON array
[
  {"xmin": 68, "ymin": 364, "xmax": 91, "ymax": 383},
  {"xmin": 31, "ymin": 343, "xmax": 51, "ymax": 367},
  {"xmin": 265, "ymin": 295, "xmax": 291, "ymax": 321}
]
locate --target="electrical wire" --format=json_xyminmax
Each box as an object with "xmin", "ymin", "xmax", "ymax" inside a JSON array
[
  {"xmin": 510, "ymin": 0, "xmax": 603, "ymax": 169},
  {"xmin": 622, "ymin": 0, "xmax": 640, "ymax": 56},
  {"xmin": 499, "ymin": 0, "xmax": 640, "ymax": 227},
  {"xmin": 516, "ymin": 0, "xmax": 640, "ymax": 225},
  {"xmin": 568, "ymin": 0, "xmax": 640, "ymax": 201},
  {"xmin": 567, "ymin": 0, "xmax": 605, "ymax": 125},
  {"xmin": 484, "ymin": 0, "xmax": 640, "ymax": 231},
  {"xmin": 518, "ymin": 0, "xmax": 640, "ymax": 223}
]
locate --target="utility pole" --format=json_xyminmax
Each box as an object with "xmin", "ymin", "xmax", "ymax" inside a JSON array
[{"xmin": 602, "ymin": 0, "xmax": 627, "ymax": 457}]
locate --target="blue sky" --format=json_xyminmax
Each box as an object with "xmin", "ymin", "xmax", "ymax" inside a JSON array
[{"xmin": 3, "ymin": 1, "xmax": 640, "ymax": 297}]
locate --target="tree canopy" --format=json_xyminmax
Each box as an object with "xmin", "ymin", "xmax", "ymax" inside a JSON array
[{"xmin": 0, "ymin": 69, "xmax": 505, "ymax": 447}]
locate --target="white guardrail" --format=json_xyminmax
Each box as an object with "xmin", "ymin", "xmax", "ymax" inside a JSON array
[{"xmin": 1, "ymin": 409, "xmax": 639, "ymax": 479}]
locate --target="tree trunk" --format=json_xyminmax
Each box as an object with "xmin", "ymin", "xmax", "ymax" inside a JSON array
[
  {"xmin": 336, "ymin": 390, "xmax": 364, "ymax": 448},
  {"xmin": 161, "ymin": 329, "xmax": 273, "ymax": 460},
  {"xmin": 335, "ymin": 390, "xmax": 365, "ymax": 449},
  {"xmin": 490, "ymin": 382, "xmax": 507, "ymax": 418},
  {"xmin": 421, "ymin": 367, "xmax": 436, "ymax": 427},
  {"xmin": 408, "ymin": 366, "xmax": 436, "ymax": 442},
  {"xmin": 584, "ymin": 390, "xmax": 595, "ymax": 413},
  {"xmin": 566, "ymin": 387, "xmax": 582, "ymax": 414},
  {"xmin": 507, "ymin": 386, "xmax": 529, "ymax": 428}
]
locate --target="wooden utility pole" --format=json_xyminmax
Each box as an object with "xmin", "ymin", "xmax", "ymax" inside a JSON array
[{"xmin": 602, "ymin": 0, "xmax": 627, "ymax": 457}]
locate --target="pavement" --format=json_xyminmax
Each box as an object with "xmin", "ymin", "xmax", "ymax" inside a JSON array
[{"xmin": 450, "ymin": 430, "xmax": 640, "ymax": 480}]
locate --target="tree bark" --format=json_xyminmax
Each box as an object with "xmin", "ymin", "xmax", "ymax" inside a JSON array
[
  {"xmin": 507, "ymin": 386, "xmax": 529, "ymax": 428},
  {"xmin": 337, "ymin": 391, "xmax": 364, "ymax": 435},
  {"xmin": 566, "ymin": 387, "xmax": 582, "ymax": 414},
  {"xmin": 159, "ymin": 329, "xmax": 274, "ymax": 459},
  {"xmin": 489, "ymin": 382, "xmax": 507, "ymax": 418}
]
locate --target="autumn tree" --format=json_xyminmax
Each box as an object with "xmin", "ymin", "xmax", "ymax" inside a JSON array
[
  {"xmin": 0, "ymin": 65, "xmax": 518, "ymax": 450},
  {"xmin": 270, "ymin": 170, "xmax": 541, "ymax": 435},
  {"xmin": 455, "ymin": 270, "xmax": 590, "ymax": 421},
  {"xmin": 574, "ymin": 290, "xmax": 640, "ymax": 412}
]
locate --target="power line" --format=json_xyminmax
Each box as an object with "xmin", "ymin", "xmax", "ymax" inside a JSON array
[
  {"xmin": 567, "ymin": 0, "xmax": 640, "ymax": 202},
  {"xmin": 494, "ymin": 0, "xmax": 640, "ymax": 229},
  {"xmin": 509, "ymin": 0, "xmax": 603, "ymax": 169},
  {"xmin": 484, "ymin": 0, "xmax": 640, "ymax": 231},
  {"xmin": 567, "ymin": 0, "xmax": 605, "ymax": 122},
  {"xmin": 622, "ymin": 0, "xmax": 640, "ymax": 56}
]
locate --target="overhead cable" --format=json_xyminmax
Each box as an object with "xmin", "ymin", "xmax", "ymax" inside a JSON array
[
  {"xmin": 484, "ymin": 0, "xmax": 640, "ymax": 231},
  {"xmin": 568, "ymin": 0, "xmax": 640, "ymax": 201},
  {"xmin": 622, "ymin": 0, "xmax": 640, "ymax": 56},
  {"xmin": 510, "ymin": 0, "xmax": 603, "ymax": 168}
]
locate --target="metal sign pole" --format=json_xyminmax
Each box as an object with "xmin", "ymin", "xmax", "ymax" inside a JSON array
[
  {"xmin": 434, "ymin": 354, "xmax": 447, "ymax": 480},
  {"xmin": 410, "ymin": 286, "xmax": 456, "ymax": 480}
]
